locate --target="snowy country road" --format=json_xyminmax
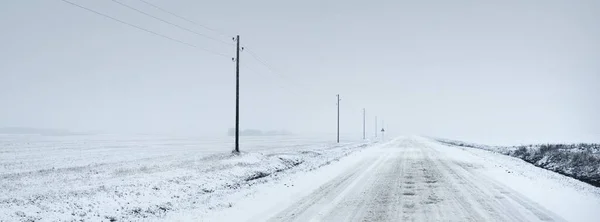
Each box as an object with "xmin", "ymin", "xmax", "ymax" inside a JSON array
[
  {"xmin": 208, "ymin": 136, "xmax": 600, "ymax": 222},
  {"xmin": 266, "ymin": 138, "xmax": 564, "ymax": 221},
  {"xmin": 4, "ymin": 135, "xmax": 599, "ymax": 221}
]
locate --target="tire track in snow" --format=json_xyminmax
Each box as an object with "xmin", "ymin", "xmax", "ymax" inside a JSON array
[{"xmin": 266, "ymin": 137, "xmax": 565, "ymax": 222}]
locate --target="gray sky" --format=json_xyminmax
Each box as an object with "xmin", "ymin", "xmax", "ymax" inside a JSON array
[{"xmin": 1, "ymin": 0, "xmax": 598, "ymax": 144}]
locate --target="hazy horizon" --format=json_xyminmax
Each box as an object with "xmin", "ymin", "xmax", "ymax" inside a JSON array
[{"xmin": 1, "ymin": 0, "xmax": 598, "ymax": 145}]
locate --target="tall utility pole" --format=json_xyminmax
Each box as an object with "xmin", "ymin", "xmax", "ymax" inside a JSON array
[
  {"xmin": 375, "ymin": 116, "xmax": 378, "ymax": 138},
  {"xmin": 336, "ymin": 94, "xmax": 340, "ymax": 143},
  {"xmin": 234, "ymin": 35, "xmax": 240, "ymax": 153},
  {"xmin": 362, "ymin": 108, "xmax": 366, "ymax": 140}
]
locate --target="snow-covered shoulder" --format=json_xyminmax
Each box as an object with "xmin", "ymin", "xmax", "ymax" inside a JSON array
[{"xmin": 425, "ymin": 138, "xmax": 600, "ymax": 222}]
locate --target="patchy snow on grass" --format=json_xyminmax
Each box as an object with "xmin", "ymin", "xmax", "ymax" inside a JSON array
[
  {"xmin": 0, "ymin": 134, "xmax": 376, "ymax": 221},
  {"xmin": 435, "ymin": 138, "xmax": 600, "ymax": 187},
  {"xmin": 425, "ymin": 138, "xmax": 600, "ymax": 222}
]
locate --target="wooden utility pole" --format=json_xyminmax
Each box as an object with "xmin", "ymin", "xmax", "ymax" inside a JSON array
[
  {"xmin": 234, "ymin": 35, "xmax": 240, "ymax": 153},
  {"xmin": 363, "ymin": 108, "xmax": 366, "ymax": 140},
  {"xmin": 337, "ymin": 94, "xmax": 340, "ymax": 143}
]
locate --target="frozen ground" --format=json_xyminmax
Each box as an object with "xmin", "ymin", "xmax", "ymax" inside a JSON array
[
  {"xmin": 201, "ymin": 136, "xmax": 600, "ymax": 222},
  {"xmin": 436, "ymin": 138, "xmax": 600, "ymax": 187},
  {"xmin": 3, "ymin": 135, "xmax": 600, "ymax": 221},
  {"xmin": 0, "ymin": 134, "xmax": 375, "ymax": 221}
]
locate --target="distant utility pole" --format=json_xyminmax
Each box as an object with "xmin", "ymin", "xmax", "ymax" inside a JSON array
[
  {"xmin": 234, "ymin": 35, "xmax": 241, "ymax": 153},
  {"xmin": 362, "ymin": 108, "xmax": 366, "ymax": 140},
  {"xmin": 336, "ymin": 94, "xmax": 341, "ymax": 143}
]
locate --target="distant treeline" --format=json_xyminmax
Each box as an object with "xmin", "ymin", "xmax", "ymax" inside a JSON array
[
  {"xmin": 227, "ymin": 128, "xmax": 291, "ymax": 136},
  {"xmin": 0, "ymin": 127, "xmax": 82, "ymax": 136}
]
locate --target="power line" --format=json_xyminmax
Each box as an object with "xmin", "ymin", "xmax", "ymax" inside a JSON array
[
  {"xmin": 244, "ymin": 48, "xmax": 318, "ymax": 94},
  {"xmin": 137, "ymin": 0, "xmax": 231, "ymax": 38},
  {"xmin": 245, "ymin": 48, "xmax": 364, "ymax": 112},
  {"xmin": 245, "ymin": 48, "xmax": 291, "ymax": 81},
  {"xmin": 117, "ymin": 1, "xmax": 321, "ymax": 105},
  {"xmin": 243, "ymin": 47, "xmax": 316, "ymax": 88},
  {"xmin": 245, "ymin": 49, "xmax": 276, "ymax": 73},
  {"xmin": 241, "ymin": 63, "xmax": 302, "ymax": 97},
  {"xmin": 242, "ymin": 61, "xmax": 336, "ymax": 110},
  {"xmin": 60, "ymin": 0, "xmax": 230, "ymax": 58},
  {"xmin": 242, "ymin": 63, "xmax": 330, "ymax": 106},
  {"xmin": 111, "ymin": 0, "xmax": 231, "ymax": 45}
]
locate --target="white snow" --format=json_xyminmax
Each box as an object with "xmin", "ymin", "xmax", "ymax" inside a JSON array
[
  {"xmin": 0, "ymin": 134, "xmax": 376, "ymax": 221},
  {"xmin": 3, "ymin": 135, "xmax": 600, "ymax": 221},
  {"xmin": 198, "ymin": 136, "xmax": 600, "ymax": 222},
  {"xmin": 436, "ymin": 138, "xmax": 600, "ymax": 188},
  {"xmin": 436, "ymin": 141, "xmax": 600, "ymax": 222}
]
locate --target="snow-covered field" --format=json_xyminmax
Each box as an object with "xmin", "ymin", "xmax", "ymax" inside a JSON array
[
  {"xmin": 3, "ymin": 135, "xmax": 600, "ymax": 221},
  {"xmin": 0, "ymin": 134, "xmax": 375, "ymax": 221}
]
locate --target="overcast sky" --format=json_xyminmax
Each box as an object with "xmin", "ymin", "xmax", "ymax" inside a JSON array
[{"xmin": 1, "ymin": 0, "xmax": 598, "ymax": 144}]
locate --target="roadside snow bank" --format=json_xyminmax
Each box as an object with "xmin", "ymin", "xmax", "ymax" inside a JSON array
[
  {"xmin": 435, "ymin": 138, "xmax": 600, "ymax": 187},
  {"xmin": 425, "ymin": 138, "xmax": 600, "ymax": 222},
  {"xmin": 0, "ymin": 137, "xmax": 375, "ymax": 222}
]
